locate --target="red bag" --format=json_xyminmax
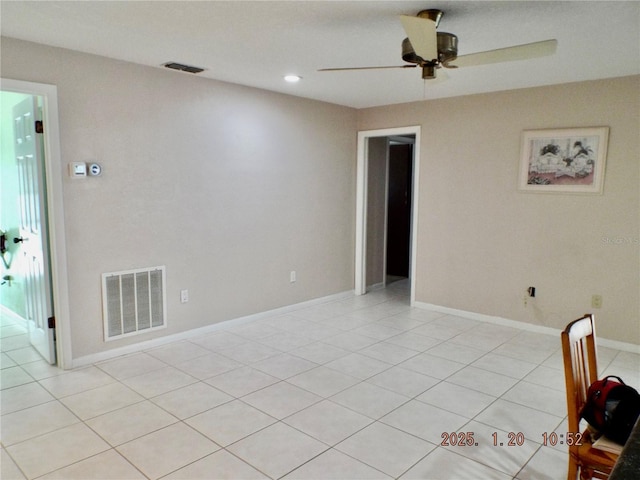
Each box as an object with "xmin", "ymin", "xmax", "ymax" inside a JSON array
[{"xmin": 581, "ymin": 375, "xmax": 640, "ymax": 444}]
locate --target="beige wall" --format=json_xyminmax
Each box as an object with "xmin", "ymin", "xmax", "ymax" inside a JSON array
[
  {"xmin": 1, "ymin": 38, "xmax": 358, "ymax": 359},
  {"xmin": 359, "ymin": 76, "xmax": 640, "ymax": 344},
  {"xmin": 3, "ymin": 36, "xmax": 638, "ymax": 359}
]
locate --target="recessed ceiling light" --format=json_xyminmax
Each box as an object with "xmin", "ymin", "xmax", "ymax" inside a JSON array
[{"xmin": 284, "ymin": 75, "xmax": 302, "ymax": 83}]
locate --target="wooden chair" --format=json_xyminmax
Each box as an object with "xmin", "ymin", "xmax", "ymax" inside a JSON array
[{"xmin": 561, "ymin": 314, "xmax": 619, "ymax": 479}]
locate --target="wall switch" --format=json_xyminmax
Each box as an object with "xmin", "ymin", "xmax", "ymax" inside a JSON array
[
  {"xmin": 290, "ymin": 271, "xmax": 296, "ymax": 283},
  {"xmin": 180, "ymin": 289, "xmax": 189, "ymax": 303},
  {"xmin": 591, "ymin": 294, "xmax": 602, "ymax": 309}
]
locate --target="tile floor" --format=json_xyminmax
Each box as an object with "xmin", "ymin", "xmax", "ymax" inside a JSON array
[{"xmin": 2, "ymin": 280, "xmax": 639, "ymax": 479}]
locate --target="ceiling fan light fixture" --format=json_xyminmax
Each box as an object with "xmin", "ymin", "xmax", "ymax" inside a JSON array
[
  {"xmin": 421, "ymin": 64, "xmax": 437, "ymax": 80},
  {"xmin": 402, "ymin": 37, "xmax": 421, "ymax": 64},
  {"xmin": 437, "ymin": 32, "xmax": 458, "ymax": 64}
]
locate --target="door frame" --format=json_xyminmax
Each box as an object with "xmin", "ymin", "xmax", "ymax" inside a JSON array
[
  {"xmin": 1, "ymin": 78, "xmax": 72, "ymax": 369},
  {"xmin": 355, "ymin": 126, "xmax": 421, "ymax": 304}
]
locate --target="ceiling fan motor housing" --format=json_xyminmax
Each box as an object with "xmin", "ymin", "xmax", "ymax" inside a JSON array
[{"xmin": 401, "ymin": 32, "xmax": 458, "ymax": 66}]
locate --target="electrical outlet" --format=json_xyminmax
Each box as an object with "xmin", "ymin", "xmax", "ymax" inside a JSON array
[
  {"xmin": 180, "ymin": 289, "xmax": 189, "ymax": 303},
  {"xmin": 523, "ymin": 287, "xmax": 536, "ymax": 307},
  {"xmin": 591, "ymin": 294, "xmax": 602, "ymax": 309}
]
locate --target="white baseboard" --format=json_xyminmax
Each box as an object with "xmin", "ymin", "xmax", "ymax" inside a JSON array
[
  {"xmin": 413, "ymin": 301, "xmax": 640, "ymax": 354},
  {"xmin": 412, "ymin": 301, "xmax": 560, "ymax": 335},
  {"xmin": 71, "ymin": 289, "xmax": 355, "ymax": 369},
  {"xmin": 0, "ymin": 305, "xmax": 27, "ymax": 327},
  {"xmin": 596, "ymin": 337, "xmax": 640, "ymax": 354},
  {"xmin": 65, "ymin": 292, "xmax": 640, "ymax": 368}
]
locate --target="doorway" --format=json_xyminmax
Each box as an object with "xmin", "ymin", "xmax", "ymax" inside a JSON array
[
  {"xmin": 355, "ymin": 126, "xmax": 420, "ymax": 303},
  {"xmin": 386, "ymin": 138, "xmax": 413, "ymax": 283},
  {"xmin": 0, "ymin": 78, "xmax": 71, "ymax": 368}
]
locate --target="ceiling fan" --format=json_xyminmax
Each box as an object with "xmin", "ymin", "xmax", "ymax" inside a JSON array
[{"xmin": 319, "ymin": 9, "xmax": 557, "ymax": 79}]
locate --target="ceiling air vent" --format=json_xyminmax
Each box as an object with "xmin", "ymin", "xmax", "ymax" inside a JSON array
[{"xmin": 163, "ymin": 62, "xmax": 206, "ymax": 74}]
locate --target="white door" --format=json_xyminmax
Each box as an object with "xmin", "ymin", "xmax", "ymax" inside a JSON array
[{"xmin": 13, "ymin": 96, "xmax": 56, "ymax": 364}]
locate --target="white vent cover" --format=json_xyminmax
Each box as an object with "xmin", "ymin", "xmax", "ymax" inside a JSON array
[{"xmin": 102, "ymin": 266, "xmax": 166, "ymax": 341}]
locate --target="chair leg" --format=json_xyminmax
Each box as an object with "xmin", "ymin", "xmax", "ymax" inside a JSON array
[
  {"xmin": 567, "ymin": 457, "xmax": 578, "ymax": 480},
  {"xmin": 579, "ymin": 465, "xmax": 594, "ymax": 480}
]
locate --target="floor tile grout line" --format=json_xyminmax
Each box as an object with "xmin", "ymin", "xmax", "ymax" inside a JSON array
[
  {"xmin": 1, "ymin": 398, "xmax": 86, "ymax": 448},
  {"xmin": 448, "ymin": 416, "xmax": 538, "ymax": 479},
  {"xmin": 425, "ymin": 442, "xmax": 522, "ymax": 480},
  {"xmin": 48, "ymin": 447, "xmax": 150, "ymax": 480},
  {"xmin": 278, "ymin": 443, "xmax": 391, "ymax": 480},
  {"xmin": 1, "ymin": 445, "xmax": 31, "ymax": 480},
  {"xmin": 512, "ymin": 440, "xmax": 545, "ymax": 480}
]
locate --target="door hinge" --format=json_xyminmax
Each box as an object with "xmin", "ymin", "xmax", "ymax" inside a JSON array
[
  {"xmin": 48, "ymin": 316, "xmax": 55, "ymax": 329},
  {"xmin": 35, "ymin": 120, "xmax": 44, "ymax": 134}
]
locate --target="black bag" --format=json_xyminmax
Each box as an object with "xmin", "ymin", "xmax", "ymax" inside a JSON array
[{"xmin": 581, "ymin": 375, "xmax": 640, "ymax": 444}]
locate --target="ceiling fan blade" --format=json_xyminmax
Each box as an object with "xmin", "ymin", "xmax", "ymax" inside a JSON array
[
  {"xmin": 318, "ymin": 65, "xmax": 417, "ymax": 72},
  {"xmin": 451, "ymin": 39, "xmax": 557, "ymax": 68},
  {"xmin": 400, "ymin": 15, "xmax": 437, "ymax": 62}
]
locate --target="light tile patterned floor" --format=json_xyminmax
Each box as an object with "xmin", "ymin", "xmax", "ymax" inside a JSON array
[{"xmin": 2, "ymin": 280, "xmax": 639, "ymax": 479}]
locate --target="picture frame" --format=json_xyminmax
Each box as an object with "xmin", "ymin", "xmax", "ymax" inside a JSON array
[{"xmin": 518, "ymin": 127, "xmax": 609, "ymax": 194}]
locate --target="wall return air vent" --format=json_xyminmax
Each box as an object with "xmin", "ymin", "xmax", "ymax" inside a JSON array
[
  {"xmin": 102, "ymin": 266, "xmax": 166, "ymax": 341},
  {"xmin": 163, "ymin": 62, "xmax": 206, "ymax": 74}
]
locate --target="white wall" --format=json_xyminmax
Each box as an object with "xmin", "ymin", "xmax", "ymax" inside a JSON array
[
  {"xmin": 359, "ymin": 76, "xmax": 640, "ymax": 345},
  {"xmin": 1, "ymin": 37, "xmax": 358, "ymax": 360}
]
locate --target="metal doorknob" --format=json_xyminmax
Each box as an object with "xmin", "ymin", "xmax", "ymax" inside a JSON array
[{"xmin": 13, "ymin": 237, "xmax": 26, "ymax": 244}]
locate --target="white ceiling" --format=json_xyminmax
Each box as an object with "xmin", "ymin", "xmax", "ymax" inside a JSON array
[{"xmin": 1, "ymin": 1, "xmax": 639, "ymax": 109}]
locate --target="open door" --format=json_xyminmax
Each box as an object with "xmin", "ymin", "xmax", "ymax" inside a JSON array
[{"xmin": 13, "ymin": 96, "xmax": 56, "ymax": 364}]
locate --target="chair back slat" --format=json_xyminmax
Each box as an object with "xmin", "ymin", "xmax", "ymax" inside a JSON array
[{"xmin": 562, "ymin": 314, "xmax": 598, "ymax": 433}]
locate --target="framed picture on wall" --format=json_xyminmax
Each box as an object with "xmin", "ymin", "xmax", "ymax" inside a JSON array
[{"xmin": 518, "ymin": 127, "xmax": 609, "ymax": 194}]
